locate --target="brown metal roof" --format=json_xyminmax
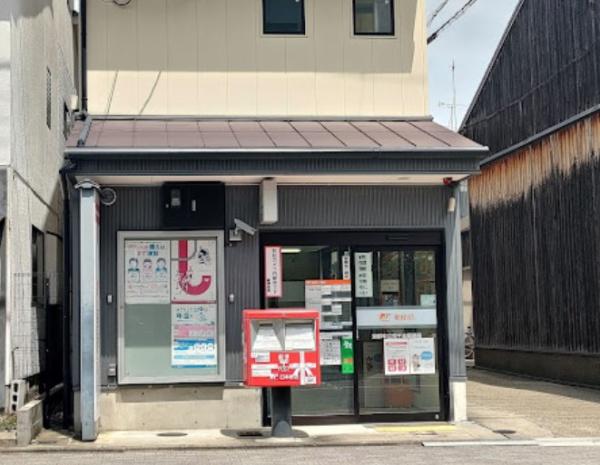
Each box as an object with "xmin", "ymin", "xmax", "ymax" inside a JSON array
[{"xmin": 67, "ymin": 118, "xmax": 484, "ymax": 152}]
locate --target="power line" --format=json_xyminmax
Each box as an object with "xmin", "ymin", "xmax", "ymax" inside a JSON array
[
  {"xmin": 427, "ymin": 0, "xmax": 452, "ymax": 27},
  {"xmin": 427, "ymin": 0, "xmax": 481, "ymax": 44}
]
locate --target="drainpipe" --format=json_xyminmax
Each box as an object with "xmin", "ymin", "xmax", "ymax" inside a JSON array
[
  {"xmin": 80, "ymin": 0, "xmax": 88, "ymax": 112},
  {"xmin": 59, "ymin": 166, "xmax": 73, "ymax": 429}
]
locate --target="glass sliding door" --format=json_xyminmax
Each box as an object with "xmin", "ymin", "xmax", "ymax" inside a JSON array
[
  {"xmin": 262, "ymin": 233, "xmax": 446, "ymax": 423},
  {"xmin": 355, "ymin": 248, "xmax": 441, "ymax": 417}
]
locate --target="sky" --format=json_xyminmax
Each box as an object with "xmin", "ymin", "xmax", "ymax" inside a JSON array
[{"xmin": 427, "ymin": 0, "xmax": 521, "ymax": 129}]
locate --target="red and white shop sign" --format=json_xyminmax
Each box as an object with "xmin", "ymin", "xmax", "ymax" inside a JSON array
[{"xmin": 264, "ymin": 246, "xmax": 283, "ymax": 298}]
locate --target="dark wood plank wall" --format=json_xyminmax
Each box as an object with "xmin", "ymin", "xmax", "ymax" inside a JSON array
[
  {"xmin": 461, "ymin": 0, "xmax": 600, "ymax": 154},
  {"xmin": 469, "ymin": 115, "xmax": 600, "ymax": 355}
]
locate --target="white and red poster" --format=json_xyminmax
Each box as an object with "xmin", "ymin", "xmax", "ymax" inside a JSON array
[
  {"xmin": 124, "ymin": 240, "xmax": 171, "ymax": 304},
  {"xmin": 383, "ymin": 338, "xmax": 436, "ymax": 376},
  {"xmin": 171, "ymin": 239, "xmax": 217, "ymax": 303},
  {"xmin": 264, "ymin": 246, "xmax": 283, "ymax": 298},
  {"xmin": 383, "ymin": 339, "xmax": 410, "ymax": 375}
]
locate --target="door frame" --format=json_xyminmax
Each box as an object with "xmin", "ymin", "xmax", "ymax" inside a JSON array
[{"xmin": 259, "ymin": 230, "xmax": 450, "ymax": 424}]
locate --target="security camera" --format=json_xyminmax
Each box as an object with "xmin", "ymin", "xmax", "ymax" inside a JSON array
[
  {"xmin": 230, "ymin": 218, "xmax": 257, "ymax": 243},
  {"xmin": 234, "ymin": 219, "xmax": 256, "ymax": 236}
]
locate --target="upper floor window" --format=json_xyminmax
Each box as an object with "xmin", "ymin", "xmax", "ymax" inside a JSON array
[
  {"xmin": 263, "ymin": 0, "xmax": 305, "ymax": 35},
  {"xmin": 353, "ymin": 0, "xmax": 395, "ymax": 36}
]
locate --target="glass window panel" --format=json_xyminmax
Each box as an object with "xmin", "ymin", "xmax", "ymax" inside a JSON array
[
  {"xmin": 263, "ymin": 0, "xmax": 305, "ymax": 35},
  {"xmin": 354, "ymin": 0, "xmax": 394, "ymax": 35},
  {"xmin": 266, "ymin": 246, "xmax": 354, "ymax": 416}
]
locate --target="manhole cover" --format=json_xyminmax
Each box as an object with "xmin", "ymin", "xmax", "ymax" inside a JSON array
[
  {"xmin": 493, "ymin": 429, "xmax": 517, "ymax": 435},
  {"xmin": 236, "ymin": 430, "xmax": 265, "ymax": 438},
  {"xmin": 157, "ymin": 432, "xmax": 188, "ymax": 437}
]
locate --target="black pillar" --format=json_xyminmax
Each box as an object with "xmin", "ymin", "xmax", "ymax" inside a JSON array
[{"xmin": 270, "ymin": 387, "xmax": 293, "ymax": 437}]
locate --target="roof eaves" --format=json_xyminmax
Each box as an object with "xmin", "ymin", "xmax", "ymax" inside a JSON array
[{"xmin": 64, "ymin": 146, "xmax": 489, "ymax": 162}]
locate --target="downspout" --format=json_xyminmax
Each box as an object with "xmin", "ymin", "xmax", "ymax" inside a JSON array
[
  {"xmin": 59, "ymin": 165, "xmax": 74, "ymax": 429},
  {"xmin": 81, "ymin": 0, "xmax": 88, "ymax": 112}
]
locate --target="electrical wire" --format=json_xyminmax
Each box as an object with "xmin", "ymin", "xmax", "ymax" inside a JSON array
[
  {"xmin": 427, "ymin": 0, "xmax": 481, "ymax": 44},
  {"xmin": 427, "ymin": 0, "xmax": 452, "ymax": 27}
]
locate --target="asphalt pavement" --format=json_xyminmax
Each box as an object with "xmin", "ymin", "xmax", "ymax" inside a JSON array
[{"xmin": 3, "ymin": 445, "xmax": 600, "ymax": 465}]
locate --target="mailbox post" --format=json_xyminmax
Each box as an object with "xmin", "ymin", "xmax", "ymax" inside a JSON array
[{"xmin": 243, "ymin": 309, "xmax": 321, "ymax": 438}]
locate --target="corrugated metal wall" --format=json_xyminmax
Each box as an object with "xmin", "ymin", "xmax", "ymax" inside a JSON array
[{"xmin": 74, "ymin": 184, "xmax": 461, "ymax": 385}]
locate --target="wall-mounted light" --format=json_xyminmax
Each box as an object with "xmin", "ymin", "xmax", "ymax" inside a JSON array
[{"xmin": 448, "ymin": 196, "xmax": 457, "ymax": 213}]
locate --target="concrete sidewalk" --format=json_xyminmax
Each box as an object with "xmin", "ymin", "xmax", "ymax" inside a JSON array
[
  {"xmin": 468, "ymin": 367, "xmax": 600, "ymax": 438},
  {"xmin": 2, "ymin": 422, "xmax": 503, "ymax": 452},
  {"xmin": 3, "ymin": 367, "xmax": 600, "ymax": 452}
]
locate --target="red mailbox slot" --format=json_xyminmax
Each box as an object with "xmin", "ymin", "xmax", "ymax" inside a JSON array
[{"xmin": 243, "ymin": 309, "xmax": 321, "ymax": 387}]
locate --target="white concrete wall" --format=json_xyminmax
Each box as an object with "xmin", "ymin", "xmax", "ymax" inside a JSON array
[
  {"xmin": 0, "ymin": 2, "xmax": 11, "ymax": 167},
  {"xmin": 2, "ymin": 0, "xmax": 76, "ymax": 393},
  {"xmin": 87, "ymin": 0, "xmax": 428, "ymax": 117}
]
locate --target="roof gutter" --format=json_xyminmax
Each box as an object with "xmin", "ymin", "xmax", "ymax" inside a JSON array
[{"xmin": 65, "ymin": 146, "xmax": 489, "ymax": 161}]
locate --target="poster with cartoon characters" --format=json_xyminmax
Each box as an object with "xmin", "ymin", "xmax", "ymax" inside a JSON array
[
  {"xmin": 171, "ymin": 239, "xmax": 217, "ymax": 303},
  {"xmin": 125, "ymin": 240, "xmax": 171, "ymax": 304},
  {"xmin": 171, "ymin": 304, "xmax": 217, "ymax": 367}
]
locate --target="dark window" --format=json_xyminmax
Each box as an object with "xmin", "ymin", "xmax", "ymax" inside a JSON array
[
  {"xmin": 353, "ymin": 0, "xmax": 394, "ymax": 35},
  {"xmin": 32, "ymin": 227, "xmax": 45, "ymax": 307},
  {"xmin": 263, "ymin": 0, "xmax": 305, "ymax": 35},
  {"xmin": 46, "ymin": 68, "xmax": 52, "ymax": 129}
]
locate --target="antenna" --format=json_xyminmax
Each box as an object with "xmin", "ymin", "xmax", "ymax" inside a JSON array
[{"xmin": 438, "ymin": 60, "xmax": 465, "ymax": 130}]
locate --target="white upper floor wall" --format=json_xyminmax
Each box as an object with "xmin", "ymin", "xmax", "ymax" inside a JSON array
[
  {"xmin": 87, "ymin": 0, "xmax": 428, "ymax": 117},
  {"xmin": 1, "ymin": 0, "xmax": 76, "ymax": 200}
]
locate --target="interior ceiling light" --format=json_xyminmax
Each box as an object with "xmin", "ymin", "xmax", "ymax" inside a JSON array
[
  {"xmin": 281, "ymin": 248, "xmax": 302, "ymax": 254},
  {"xmin": 112, "ymin": 0, "xmax": 133, "ymax": 6}
]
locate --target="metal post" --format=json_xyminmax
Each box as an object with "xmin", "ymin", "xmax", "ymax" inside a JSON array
[
  {"xmin": 76, "ymin": 180, "xmax": 101, "ymax": 441},
  {"xmin": 270, "ymin": 387, "xmax": 293, "ymax": 438}
]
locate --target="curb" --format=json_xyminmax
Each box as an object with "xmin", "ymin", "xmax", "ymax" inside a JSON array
[
  {"xmin": 0, "ymin": 437, "xmax": 429, "ymax": 454},
  {"xmin": 423, "ymin": 438, "xmax": 600, "ymax": 448}
]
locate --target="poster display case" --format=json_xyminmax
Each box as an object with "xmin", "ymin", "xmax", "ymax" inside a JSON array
[{"xmin": 118, "ymin": 231, "xmax": 226, "ymax": 384}]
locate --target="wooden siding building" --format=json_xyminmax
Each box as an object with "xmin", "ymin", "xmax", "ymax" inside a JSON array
[{"xmin": 461, "ymin": 0, "xmax": 600, "ymax": 385}]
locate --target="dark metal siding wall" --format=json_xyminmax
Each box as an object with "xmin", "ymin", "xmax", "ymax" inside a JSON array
[
  {"xmin": 267, "ymin": 186, "xmax": 449, "ymax": 229},
  {"xmin": 85, "ymin": 185, "xmax": 458, "ymax": 385},
  {"xmin": 224, "ymin": 187, "xmax": 260, "ymax": 381},
  {"xmin": 461, "ymin": 0, "xmax": 600, "ymax": 154}
]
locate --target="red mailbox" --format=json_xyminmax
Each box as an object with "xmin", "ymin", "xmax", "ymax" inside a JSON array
[{"xmin": 243, "ymin": 309, "xmax": 321, "ymax": 387}]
